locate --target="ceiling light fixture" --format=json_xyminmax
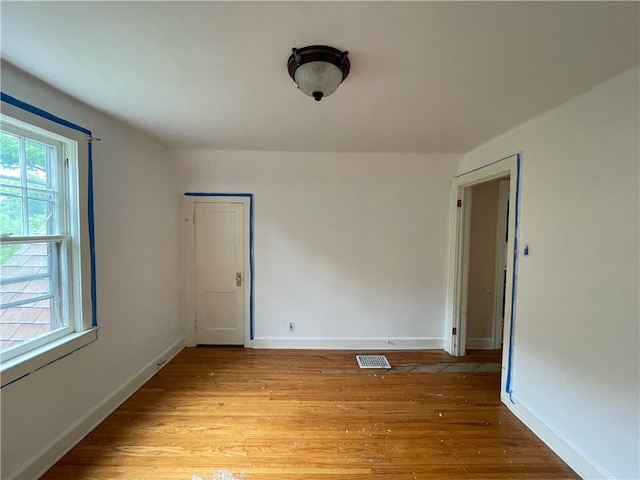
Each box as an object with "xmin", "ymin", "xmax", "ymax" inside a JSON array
[{"xmin": 287, "ymin": 45, "xmax": 350, "ymax": 102}]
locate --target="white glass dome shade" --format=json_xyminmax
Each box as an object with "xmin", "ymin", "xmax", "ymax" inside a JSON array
[{"xmin": 287, "ymin": 45, "xmax": 350, "ymax": 101}]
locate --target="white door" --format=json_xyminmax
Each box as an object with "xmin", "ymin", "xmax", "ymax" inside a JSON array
[{"xmin": 194, "ymin": 202, "xmax": 245, "ymax": 345}]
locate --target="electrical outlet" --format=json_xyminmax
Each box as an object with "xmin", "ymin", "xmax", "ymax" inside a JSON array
[{"xmin": 288, "ymin": 321, "xmax": 295, "ymax": 332}]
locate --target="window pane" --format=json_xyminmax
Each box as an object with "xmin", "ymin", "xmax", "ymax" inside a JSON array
[
  {"xmin": 0, "ymin": 195, "xmax": 23, "ymax": 236},
  {"xmin": 0, "ymin": 242, "xmax": 64, "ymax": 353},
  {"xmin": 0, "ymin": 298, "xmax": 60, "ymax": 352},
  {"xmin": 27, "ymin": 198, "xmax": 55, "ymax": 235},
  {"xmin": 25, "ymin": 139, "xmax": 51, "ymax": 182},
  {"xmin": 0, "ymin": 131, "xmax": 20, "ymax": 176},
  {"xmin": 1, "ymin": 132, "xmax": 59, "ymax": 238}
]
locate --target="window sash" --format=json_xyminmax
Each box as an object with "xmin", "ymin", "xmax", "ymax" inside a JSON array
[
  {"xmin": 0, "ymin": 236, "xmax": 73, "ymax": 362},
  {"xmin": 0, "ymin": 124, "xmax": 62, "ymax": 238}
]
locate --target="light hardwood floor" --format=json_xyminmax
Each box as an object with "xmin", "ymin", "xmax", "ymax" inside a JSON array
[{"xmin": 41, "ymin": 348, "xmax": 578, "ymax": 479}]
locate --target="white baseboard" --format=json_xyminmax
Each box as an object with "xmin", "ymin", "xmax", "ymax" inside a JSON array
[
  {"xmin": 466, "ymin": 337, "xmax": 494, "ymax": 349},
  {"xmin": 251, "ymin": 337, "xmax": 443, "ymax": 350},
  {"xmin": 503, "ymin": 392, "xmax": 612, "ymax": 480},
  {"xmin": 10, "ymin": 337, "xmax": 185, "ymax": 480}
]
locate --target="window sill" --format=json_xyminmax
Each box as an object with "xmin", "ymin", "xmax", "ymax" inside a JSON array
[{"xmin": 1, "ymin": 327, "xmax": 100, "ymax": 388}]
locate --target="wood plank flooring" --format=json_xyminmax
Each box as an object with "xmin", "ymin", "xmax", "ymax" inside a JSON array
[{"xmin": 41, "ymin": 348, "xmax": 578, "ymax": 479}]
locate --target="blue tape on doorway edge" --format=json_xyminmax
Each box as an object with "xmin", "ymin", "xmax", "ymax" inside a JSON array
[
  {"xmin": 504, "ymin": 153, "xmax": 521, "ymax": 403},
  {"xmin": 1, "ymin": 92, "xmax": 98, "ymax": 328},
  {"xmin": 185, "ymin": 193, "xmax": 255, "ymax": 340}
]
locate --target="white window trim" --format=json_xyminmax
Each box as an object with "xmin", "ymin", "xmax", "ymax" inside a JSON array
[
  {"xmin": 0, "ymin": 95, "xmax": 97, "ymax": 387},
  {"xmin": 0, "ymin": 123, "xmax": 75, "ymax": 362}
]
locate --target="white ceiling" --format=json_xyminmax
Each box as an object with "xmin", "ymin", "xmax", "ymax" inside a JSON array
[{"xmin": 1, "ymin": 1, "xmax": 638, "ymax": 153}]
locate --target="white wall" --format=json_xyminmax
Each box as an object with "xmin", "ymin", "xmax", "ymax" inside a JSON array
[
  {"xmin": 459, "ymin": 66, "xmax": 639, "ymax": 479},
  {"xmin": 0, "ymin": 63, "xmax": 185, "ymax": 479},
  {"xmin": 177, "ymin": 150, "xmax": 460, "ymax": 348}
]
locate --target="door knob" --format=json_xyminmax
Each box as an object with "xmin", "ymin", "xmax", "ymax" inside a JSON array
[{"xmin": 236, "ymin": 272, "xmax": 242, "ymax": 286}]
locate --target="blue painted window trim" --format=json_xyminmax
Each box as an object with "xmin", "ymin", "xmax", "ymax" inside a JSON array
[
  {"xmin": 0, "ymin": 92, "xmax": 98, "ymax": 328},
  {"xmin": 185, "ymin": 193, "xmax": 255, "ymax": 340}
]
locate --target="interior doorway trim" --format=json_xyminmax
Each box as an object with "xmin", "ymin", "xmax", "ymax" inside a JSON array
[
  {"xmin": 183, "ymin": 193, "xmax": 254, "ymax": 347},
  {"xmin": 444, "ymin": 154, "xmax": 521, "ymax": 400}
]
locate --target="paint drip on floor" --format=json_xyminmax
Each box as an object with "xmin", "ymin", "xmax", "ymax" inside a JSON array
[{"xmin": 193, "ymin": 470, "xmax": 246, "ymax": 480}]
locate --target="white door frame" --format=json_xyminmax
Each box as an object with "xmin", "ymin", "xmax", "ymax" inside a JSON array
[
  {"xmin": 444, "ymin": 154, "xmax": 520, "ymax": 397},
  {"xmin": 183, "ymin": 194, "xmax": 254, "ymax": 348}
]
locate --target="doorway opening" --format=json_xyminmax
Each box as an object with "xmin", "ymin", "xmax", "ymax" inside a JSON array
[
  {"xmin": 465, "ymin": 178, "xmax": 509, "ymax": 352},
  {"xmin": 445, "ymin": 154, "xmax": 520, "ymax": 399}
]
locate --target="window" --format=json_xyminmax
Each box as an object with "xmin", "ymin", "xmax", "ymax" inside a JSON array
[{"xmin": 0, "ymin": 97, "xmax": 96, "ymax": 386}]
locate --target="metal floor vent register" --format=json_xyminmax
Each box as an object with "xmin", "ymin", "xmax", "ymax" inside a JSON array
[{"xmin": 356, "ymin": 355, "xmax": 391, "ymax": 369}]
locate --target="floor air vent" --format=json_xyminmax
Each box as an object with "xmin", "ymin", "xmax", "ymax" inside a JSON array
[{"xmin": 356, "ymin": 355, "xmax": 391, "ymax": 369}]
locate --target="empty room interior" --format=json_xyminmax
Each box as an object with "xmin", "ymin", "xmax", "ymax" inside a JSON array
[{"xmin": 0, "ymin": 2, "xmax": 638, "ymax": 479}]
